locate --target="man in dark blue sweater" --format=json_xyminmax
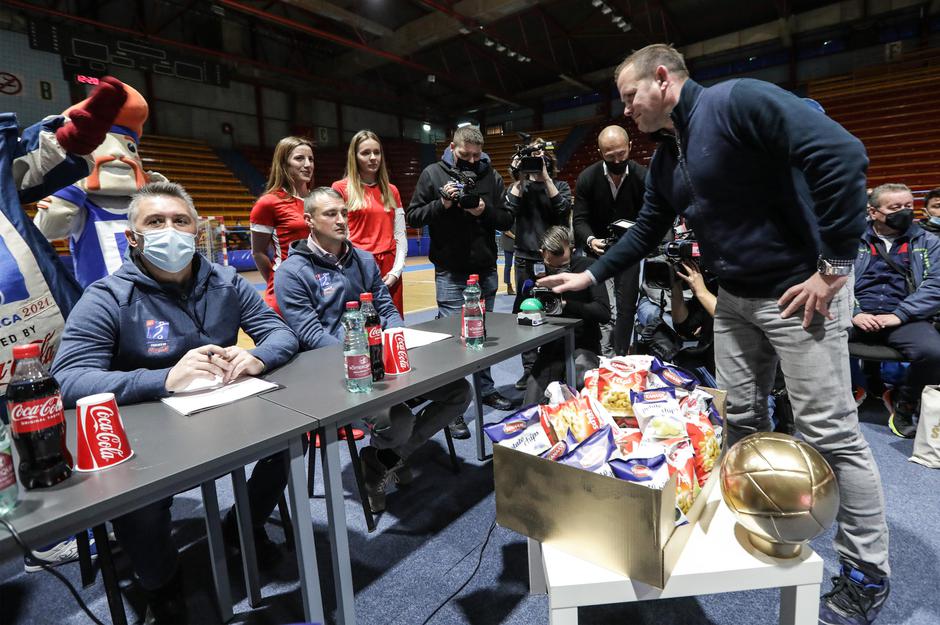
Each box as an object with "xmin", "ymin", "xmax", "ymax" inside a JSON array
[
  {"xmin": 852, "ymin": 183, "xmax": 940, "ymax": 438},
  {"xmin": 275, "ymin": 187, "xmax": 471, "ymax": 513},
  {"xmin": 52, "ymin": 181, "xmax": 299, "ymax": 624},
  {"xmin": 540, "ymin": 44, "xmax": 890, "ymax": 625}
]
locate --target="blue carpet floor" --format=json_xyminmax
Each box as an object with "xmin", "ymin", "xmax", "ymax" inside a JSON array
[{"xmin": 2, "ymin": 293, "xmax": 938, "ymax": 625}]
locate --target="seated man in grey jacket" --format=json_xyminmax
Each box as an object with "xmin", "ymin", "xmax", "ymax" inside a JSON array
[
  {"xmin": 52, "ymin": 181, "xmax": 298, "ymax": 625},
  {"xmin": 275, "ymin": 187, "xmax": 471, "ymax": 514}
]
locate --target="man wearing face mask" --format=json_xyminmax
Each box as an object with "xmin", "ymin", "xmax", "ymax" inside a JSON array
[
  {"xmin": 407, "ymin": 125, "xmax": 515, "ymax": 427},
  {"xmin": 51, "ymin": 181, "xmax": 299, "ymax": 624},
  {"xmin": 572, "ymin": 125, "xmax": 648, "ymax": 356},
  {"xmin": 851, "ymin": 183, "xmax": 940, "ymax": 439},
  {"xmin": 918, "ymin": 187, "xmax": 940, "ymax": 235},
  {"xmin": 505, "ymin": 138, "xmax": 572, "ymax": 389},
  {"xmin": 522, "ymin": 226, "xmax": 609, "ymax": 406}
]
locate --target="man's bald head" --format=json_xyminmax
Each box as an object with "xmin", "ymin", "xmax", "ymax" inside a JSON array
[{"xmin": 598, "ymin": 125, "xmax": 630, "ymax": 151}]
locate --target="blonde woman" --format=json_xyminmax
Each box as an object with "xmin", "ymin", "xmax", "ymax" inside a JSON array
[
  {"xmin": 250, "ymin": 136, "xmax": 314, "ymax": 314},
  {"xmin": 332, "ymin": 130, "xmax": 407, "ymax": 314}
]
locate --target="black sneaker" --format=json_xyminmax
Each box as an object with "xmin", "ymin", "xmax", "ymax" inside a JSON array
[
  {"xmin": 514, "ymin": 373, "xmax": 529, "ymax": 391},
  {"xmin": 143, "ymin": 570, "xmax": 188, "ymax": 625},
  {"xmin": 482, "ymin": 393, "xmax": 514, "ymax": 411},
  {"xmin": 448, "ymin": 415, "xmax": 471, "ymax": 440},
  {"xmin": 377, "ymin": 447, "xmax": 412, "ymax": 486},
  {"xmin": 819, "ymin": 565, "xmax": 890, "ymax": 625},
  {"xmin": 888, "ymin": 401, "xmax": 916, "ymax": 438},
  {"xmin": 361, "ymin": 446, "xmax": 397, "ymax": 513}
]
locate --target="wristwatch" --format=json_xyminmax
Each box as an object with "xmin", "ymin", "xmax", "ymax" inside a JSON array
[{"xmin": 817, "ymin": 257, "xmax": 853, "ymax": 276}]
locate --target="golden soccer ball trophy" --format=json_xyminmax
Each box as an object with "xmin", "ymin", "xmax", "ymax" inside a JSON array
[{"xmin": 720, "ymin": 432, "xmax": 839, "ymax": 558}]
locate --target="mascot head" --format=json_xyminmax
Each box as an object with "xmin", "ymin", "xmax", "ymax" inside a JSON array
[{"xmin": 65, "ymin": 82, "xmax": 149, "ymax": 196}]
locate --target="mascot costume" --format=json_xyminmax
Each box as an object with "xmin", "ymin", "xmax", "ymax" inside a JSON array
[
  {"xmin": 1, "ymin": 77, "xmax": 127, "ymax": 416},
  {"xmin": 34, "ymin": 83, "xmax": 163, "ymax": 288}
]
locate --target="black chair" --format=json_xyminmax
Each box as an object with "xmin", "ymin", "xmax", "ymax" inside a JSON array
[{"xmin": 848, "ymin": 342, "xmax": 906, "ymax": 363}]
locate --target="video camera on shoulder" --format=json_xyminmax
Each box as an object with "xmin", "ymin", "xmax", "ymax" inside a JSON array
[
  {"xmin": 509, "ymin": 132, "xmax": 556, "ymax": 177},
  {"xmin": 440, "ymin": 167, "xmax": 480, "ymax": 209}
]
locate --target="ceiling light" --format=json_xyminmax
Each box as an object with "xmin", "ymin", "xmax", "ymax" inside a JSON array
[
  {"xmin": 507, "ymin": 50, "xmax": 517, "ymax": 58},
  {"xmin": 422, "ymin": 123, "xmax": 431, "ymax": 132},
  {"xmin": 458, "ymin": 26, "xmax": 471, "ymax": 35},
  {"xmin": 591, "ymin": 0, "xmax": 603, "ymax": 6},
  {"xmin": 621, "ymin": 22, "xmax": 632, "ymax": 32},
  {"xmin": 496, "ymin": 44, "xmax": 506, "ymax": 52},
  {"xmin": 484, "ymin": 38, "xmax": 494, "ymax": 47},
  {"xmin": 457, "ymin": 121, "xmax": 472, "ymax": 128},
  {"xmin": 612, "ymin": 16, "xmax": 624, "ymax": 24},
  {"xmin": 601, "ymin": 5, "xmax": 612, "ymax": 14}
]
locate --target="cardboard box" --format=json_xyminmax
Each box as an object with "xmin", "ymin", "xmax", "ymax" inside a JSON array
[{"xmin": 494, "ymin": 387, "xmax": 726, "ymax": 589}]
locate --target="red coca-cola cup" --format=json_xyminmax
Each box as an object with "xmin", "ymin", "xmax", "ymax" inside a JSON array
[
  {"xmin": 382, "ymin": 329, "xmax": 411, "ymax": 375},
  {"xmin": 75, "ymin": 393, "xmax": 134, "ymax": 472}
]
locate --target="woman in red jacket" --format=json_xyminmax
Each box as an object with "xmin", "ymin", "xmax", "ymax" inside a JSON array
[
  {"xmin": 250, "ymin": 136, "xmax": 314, "ymax": 314},
  {"xmin": 332, "ymin": 130, "xmax": 406, "ymax": 315}
]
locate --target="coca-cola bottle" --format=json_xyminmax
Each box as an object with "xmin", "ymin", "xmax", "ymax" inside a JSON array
[
  {"xmin": 360, "ymin": 293, "xmax": 385, "ymax": 381},
  {"xmin": 5, "ymin": 343, "xmax": 72, "ymax": 489}
]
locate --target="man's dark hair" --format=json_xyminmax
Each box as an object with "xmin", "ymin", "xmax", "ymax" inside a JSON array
[{"xmin": 925, "ymin": 187, "xmax": 940, "ymax": 208}]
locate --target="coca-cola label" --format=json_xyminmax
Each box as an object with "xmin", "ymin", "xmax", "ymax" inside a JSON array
[
  {"xmin": 366, "ymin": 325, "xmax": 382, "ymax": 346},
  {"xmin": 82, "ymin": 404, "xmax": 129, "ymax": 464},
  {"xmin": 8, "ymin": 394, "xmax": 65, "ymax": 435},
  {"xmin": 346, "ymin": 354, "xmax": 371, "ymax": 380},
  {"xmin": 464, "ymin": 318, "xmax": 484, "ymax": 339},
  {"xmin": 391, "ymin": 333, "xmax": 409, "ymax": 371},
  {"xmin": 0, "ymin": 450, "xmax": 15, "ymax": 490}
]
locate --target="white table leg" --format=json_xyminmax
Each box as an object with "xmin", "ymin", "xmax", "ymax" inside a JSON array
[
  {"xmin": 551, "ymin": 607, "xmax": 579, "ymax": 625},
  {"xmin": 779, "ymin": 583, "xmax": 820, "ymax": 625},
  {"xmin": 528, "ymin": 538, "xmax": 546, "ymax": 595},
  {"xmin": 322, "ymin": 426, "xmax": 357, "ymax": 625}
]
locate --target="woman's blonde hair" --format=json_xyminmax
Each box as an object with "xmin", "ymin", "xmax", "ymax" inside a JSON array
[
  {"xmin": 265, "ymin": 136, "xmax": 315, "ymax": 196},
  {"xmin": 344, "ymin": 130, "xmax": 395, "ymax": 212}
]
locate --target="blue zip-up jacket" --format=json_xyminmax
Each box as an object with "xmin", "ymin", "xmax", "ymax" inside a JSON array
[
  {"xmin": 52, "ymin": 255, "xmax": 298, "ymax": 406},
  {"xmin": 592, "ymin": 78, "xmax": 868, "ymax": 298},
  {"xmin": 274, "ymin": 238, "xmax": 402, "ymax": 350},
  {"xmin": 854, "ymin": 224, "xmax": 940, "ymax": 323}
]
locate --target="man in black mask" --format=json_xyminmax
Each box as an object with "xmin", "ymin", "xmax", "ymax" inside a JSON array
[
  {"xmin": 572, "ymin": 125, "xmax": 648, "ymax": 356},
  {"xmin": 505, "ymin": 137, "xmax": 572, "ymax": 389},
  {"xmin": 407, "ymin": 125, "xmax": 516, "ymax": 433},
  {"xmin": 521, "ymin": 226, "xmax": 609, "ymax": 405},
  {"xmin": 852, "ymin": 182, "xmax": 940, "ymax": 438}
]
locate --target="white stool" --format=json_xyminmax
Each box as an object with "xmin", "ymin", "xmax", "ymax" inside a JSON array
[{"xmin": 527, "ymin": 487, "xmax": 824, "ymax": 625}]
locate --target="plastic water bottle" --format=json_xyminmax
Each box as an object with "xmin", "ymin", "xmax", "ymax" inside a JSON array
[
  {"xmin": 342, "ymin": 302, "xmax": 373, "ymax": 393},
  {"xmin": 469, "ymin": 274, "xmax": 486, "ymax": 338},
  {"xmin": 0, "ymin": 422, "xmax": 18, "ymax": 516},
  {"xmin": 462, "ymin": 278, "xmax": 485, "ymax": 350}
]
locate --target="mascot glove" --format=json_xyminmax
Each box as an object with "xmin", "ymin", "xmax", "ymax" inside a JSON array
[{"xmin": 55, "ymin": 76, "xmax": 128, "ymax": 155}]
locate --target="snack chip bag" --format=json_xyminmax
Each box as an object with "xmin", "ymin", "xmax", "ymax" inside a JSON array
[
  {"xmin": 539, "ymin": 389, "xmax": 610, "ymax": 445},
  {"xmin": 682, "ymin": 410, "xmax": 721, "ymax": 487},
  {"xmin": 596, "ymin": 361, "xmax": 648, "ymax": 418},
  {"xmin": 483, "ymin": 405, "xmax": 557, "ymax": 456},
  {"xmin": 631, "ymin": 388, "xmax": 683, "ymax": 434},
  {"xmin": 557, "ymin": 425, "xmax": 617, "ymax": 477},
  {"xmin": 663, "ymin": 437, "xmax": 701, "ymax": 516},
  {"xmin": 649, "ymin": 358, "xmax": 697, "ymax": 391},
  {"xmin": 613, "ymin": 427, "xmax": 643, "ymax": 457},
  {"xmin": 609, "ymin": 442, "xmax": 670, "ymax": 489}
]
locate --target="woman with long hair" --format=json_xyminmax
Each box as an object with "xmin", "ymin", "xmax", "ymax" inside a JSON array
[
  {"xmin": 332, "ymin": 130, "xmax": 407, "ymax": 314},
  {"xmin": 250, "ymin": 136, "xmax": 314, "ymax": 314}
]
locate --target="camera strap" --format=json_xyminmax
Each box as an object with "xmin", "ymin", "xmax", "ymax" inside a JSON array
[{"xmin": 871, "ymin": 239, "xmax": 915, "ymax": 294}]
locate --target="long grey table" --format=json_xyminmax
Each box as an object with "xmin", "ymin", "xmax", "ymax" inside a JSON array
[
  {"xmin": 0, "ymin": 395, "xmax": 325, "ymax": 625},
  {"xmin": 261, "ymin": 312, "xmax": 580, "ymax": 625}
]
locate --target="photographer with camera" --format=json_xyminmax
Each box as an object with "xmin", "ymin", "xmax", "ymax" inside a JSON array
[
  {"xmin": 572, "ymin": 125, "xmax": 648, "ymax": 357},
  {"xmin": 522, "ymin": 226, "xmax": 609, "ymax": 405},
  {"xmin": 506, "ymin": 136, "xmax": 572, "ymax": 389},
  {"xmin": 407, "ymin": 126, "xmax": 516, "ymax": 430}
]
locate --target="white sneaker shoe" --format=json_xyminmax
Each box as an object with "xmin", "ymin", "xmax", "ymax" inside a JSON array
[{"xmin": 24, "ymin": 531, "xmax": 97, "ymax": 573}]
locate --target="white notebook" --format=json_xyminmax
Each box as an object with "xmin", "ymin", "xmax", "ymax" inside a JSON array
[{"xmin": 161, "ymin": 376, "xmax": 279, "ymax": 416}]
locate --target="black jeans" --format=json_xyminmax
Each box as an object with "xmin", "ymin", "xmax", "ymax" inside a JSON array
[{"xmin": 849, "ymin": 320, "xmax": 940, "ymax": 407}]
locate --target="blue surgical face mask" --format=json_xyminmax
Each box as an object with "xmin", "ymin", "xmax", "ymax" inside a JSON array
[
  {"xmin": 134, "ymin": 228, "xmax": 196, "ymax": 273},
  {"xmin": 930, "ymin": 216, "xmax": 940, "ymax": 226}
]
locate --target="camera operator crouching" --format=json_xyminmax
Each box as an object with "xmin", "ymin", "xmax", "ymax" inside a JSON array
[
  {"xmin": 521, "ymin": 226, "xmax": 610, "ymax": 405},
  {"xmin": 505, "ymin": 136, "xmax": 572, "ymax": 389}
]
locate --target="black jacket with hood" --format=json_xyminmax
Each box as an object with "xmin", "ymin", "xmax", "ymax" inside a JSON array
[{"xmin": 406, "ymin": 148, "xmax": 512, "ymax": 274}]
